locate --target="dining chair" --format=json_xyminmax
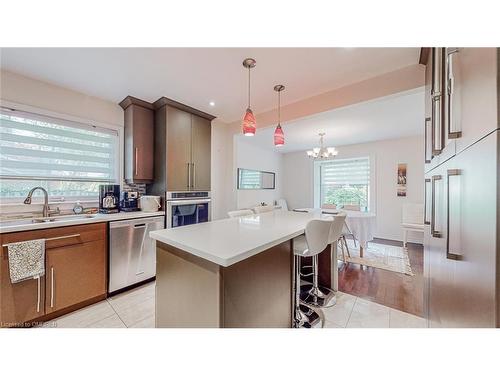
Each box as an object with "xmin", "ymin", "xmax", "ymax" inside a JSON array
[
  {"xmin": 342, "ymin": 204, "xmax": 360, "ymax": 211},
  {"xmin": 402, "ymin": 203, "xmax": 424, "ymax": 248},
  {"xmin": 277, "ymin": 198, "xmax": 288, "ymax": 211},
  {"xmin": 321, "ymin": 203, "xmax": 337, "ymax": 210},
  {"xmin": 252, "ymin": 205, "xmax": 275, "ymax": 214},
  {"xmin": 227, "ymin": 209, "xmax": 254, "ymax": 218}
]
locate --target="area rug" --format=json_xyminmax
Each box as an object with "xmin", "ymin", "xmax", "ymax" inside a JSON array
[{"xmin": 338, "ymin": 239, "xmax": 414, "ymax": 276}]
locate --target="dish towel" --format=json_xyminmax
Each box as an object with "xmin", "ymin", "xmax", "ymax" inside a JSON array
[{"xmin": 7, "ymin": 239, "xmax": 45, "ymax": 284}]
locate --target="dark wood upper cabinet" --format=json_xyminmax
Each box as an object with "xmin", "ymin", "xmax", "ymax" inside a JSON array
[
  {"xmin": 119, "ymin": 96, "xmax": 155, "ymax": 183},
  {"xmin": 149, "ymin": 97, "xmax": 215, "ymax": 195},
  {"xmin": 191, "ymin": 115, "xmax": 211, "ymax": 191}
]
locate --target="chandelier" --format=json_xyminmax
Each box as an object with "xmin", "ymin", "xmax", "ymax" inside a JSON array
[{"xmin": 306, "ymin": 133, "xmax": 338, "ymax": 158}]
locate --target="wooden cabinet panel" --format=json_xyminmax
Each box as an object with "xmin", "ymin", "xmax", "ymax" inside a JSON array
[
  {"xmin": 191, "ymin": 115, "xmax": 211, "ymax": 191},
  {"xmin": 166, "ymin": 106, "xmax": 192, "ymax": 191},
  {"xmin": 0, "ymin": 223, "xmax": 106, "ymax": 326},
  {"xmin": 121, "ymin": 97, "xmax": 155, "ymax": 183},
  {"xmin": 45, "ymin": 240, "xmax": 106, "ymax": 314},
  {"xmin": 0, "ymin": 252, "xmax": 45, "ymax": 327},
  {"xmin": 452, "ymin": 48, "xmax": 498, "ymax": 153}
]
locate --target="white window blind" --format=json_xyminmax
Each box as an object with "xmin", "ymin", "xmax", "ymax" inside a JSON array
[
  {"xmin": 0, "ymin": 109, "xmax": 118, "ymax": 182},
  {"xmin": 320, "ymin": 157, "xmax": 370, "ymax": 186},
  {"xmin": 318, "ymin": 157, "xmax": 370, "ymax": 210}
]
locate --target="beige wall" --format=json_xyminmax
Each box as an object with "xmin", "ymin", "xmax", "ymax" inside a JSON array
[
  {"xmin": 0, "ymin": 69, "xmax": 123, "ymax": 127},
  {"xmin": 226, "ymin": 64, "xmax": 424, "ymax": 133}
]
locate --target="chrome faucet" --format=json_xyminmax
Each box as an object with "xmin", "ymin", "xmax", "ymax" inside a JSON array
[{"xmin": 24, "ymin": 187, "xmax": 59, "ymax": 218}]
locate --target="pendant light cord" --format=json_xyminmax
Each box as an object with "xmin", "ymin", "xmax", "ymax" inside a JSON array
[
  {"xmin": 248, "ymin": 67, "xmax": 251, "ymax": 109},
  {"xmin": 278, "ymin": 90, "xmax": 281, "ymax": 125}
]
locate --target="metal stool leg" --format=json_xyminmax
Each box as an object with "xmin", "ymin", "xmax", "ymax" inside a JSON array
[
  {"xmin": 303, "ymin": 252, "xmax": 336, "ymax": 308},
  {"xmin": 293, "ymin": 255, "xmax": 321, "ymax": 328}
]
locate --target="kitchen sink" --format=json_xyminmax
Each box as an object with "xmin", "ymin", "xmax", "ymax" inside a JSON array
[
  {"xmin": 32, "ymin": 214, "xmax": 96, "ymax": 223},
  {"xmin": 0, "ymin": 214, "xmax": 97, "ymax": 228}
]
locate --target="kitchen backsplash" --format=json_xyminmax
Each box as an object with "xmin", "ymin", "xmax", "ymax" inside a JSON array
[{"xmin": 122, "ymin": 182, "xmax": 147, "ymax": 195}]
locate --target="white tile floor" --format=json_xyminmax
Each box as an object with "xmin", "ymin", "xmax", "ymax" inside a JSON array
[
  {"xmin": 319, "ymin": 291, "xmax": 427, "ymax": 328},
  {"xmin": 42, "ymin": 282, "xmax": 426, "ymax": 328}
]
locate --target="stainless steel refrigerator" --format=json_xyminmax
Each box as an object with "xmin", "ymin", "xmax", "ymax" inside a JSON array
[{"xmin": 423, "ymin": 47, "xmax": 499, "ymax": 327}]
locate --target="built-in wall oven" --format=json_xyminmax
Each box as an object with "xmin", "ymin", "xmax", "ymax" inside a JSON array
[{"xmin": 166, "ymin": 191, "xmax": 211, "ymax": 228}]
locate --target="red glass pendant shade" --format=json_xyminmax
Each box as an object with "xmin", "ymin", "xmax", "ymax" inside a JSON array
[
  {"xmin": 274, "ymin": 124, "xmax": 284, "ymax": 146},
  {"xmin": 242, "ymin": 108, "xmax": 256, "ymax": 136}
]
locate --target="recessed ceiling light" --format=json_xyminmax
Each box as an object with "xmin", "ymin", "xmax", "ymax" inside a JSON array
[{"xmin": 209, "ymin": 101, "xmax": 215, "ymax": 106}]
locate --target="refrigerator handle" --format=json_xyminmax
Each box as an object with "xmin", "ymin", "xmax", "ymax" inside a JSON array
[
  {"xmin": 446, "ymin": 169, "xmax": 462, "ymax": 260},
  {"xmin": 431, "ymin": 175, "xmax": 442, "ymax": 238}
]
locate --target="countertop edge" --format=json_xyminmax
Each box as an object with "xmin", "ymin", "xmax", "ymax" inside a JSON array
[
  {"xmin": 0, "ymin": 211, "xmax": 165, "ymax": 234},
  {"xmin": 151, "ymin": 228, "xmax": 305, "ymax": 267}
]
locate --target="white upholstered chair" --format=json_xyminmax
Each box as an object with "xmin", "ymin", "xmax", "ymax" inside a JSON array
[
  {"xmin": 342, "ymin": 204, "xmax": 360, "ymax": 211},
  {"xmin": 402, "ymin": 203, "xmax": 424, "ymax": 248},
  {"xmin": 252, "ymin": 205, "xmax": 275, "ymax": 214},
  {"xmin": 227, "ymin": 209, "xmax": 254, "ymax": 218},
  {"xmin": 277, "ymin": 198, "xmax": 288, "ymax": 211},
  {"xmin": 321, "ymin": 203, "xmax": 337, "ymax": 210}
]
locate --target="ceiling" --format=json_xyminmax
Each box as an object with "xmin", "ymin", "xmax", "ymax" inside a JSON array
[
  {"xmin": 0, "ymin": 48, "xmax": 419, "ymax": 122},
  {"xmin": 237, "ymin": 88, "xmax": 425, "ymax": 153}
]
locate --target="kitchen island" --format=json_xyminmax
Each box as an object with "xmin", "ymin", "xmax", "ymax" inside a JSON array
[{"xmin": 149, "ymin": 210, "xmax": 337, "ymax": 328}]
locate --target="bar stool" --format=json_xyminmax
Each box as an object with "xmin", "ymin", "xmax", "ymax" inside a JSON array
[
  {"xmin": 302, "ymin": 213, "xmax": 346, "ymax": 308},
  {"xmin": 293, "ymin": 219, "xmax": 332, "ymax": 328}
]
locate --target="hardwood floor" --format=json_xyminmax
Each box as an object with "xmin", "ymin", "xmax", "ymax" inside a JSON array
[{"xmin": 338, "ymin": 238, "xmax": 424, "ymax": 317}]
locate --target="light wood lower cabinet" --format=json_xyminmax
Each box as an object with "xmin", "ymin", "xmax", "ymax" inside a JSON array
[
  {"xmin": 0, "ymin": 223, "xmax": 107, "ymax": 327},
  {"xmin": 45, "ymin": 240, "xmax": 106, "ymax": 315},
  {"xmin": 0, "ymin": 256, "xmax": 45, "ymax": 327}
]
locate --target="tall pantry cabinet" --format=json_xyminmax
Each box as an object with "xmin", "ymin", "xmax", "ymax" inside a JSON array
[{"xmin": 422, "ymin": 47, "xmax": 499, "ymax": 327}]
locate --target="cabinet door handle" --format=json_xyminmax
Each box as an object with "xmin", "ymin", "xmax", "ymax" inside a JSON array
[
  {"xmin": 187, "ymin": 163, "xmax": 191, "ymax": 190},
  {"xmin": 446, "ymin": 48, "xmax": 462, "ymax": 139},
  {"xmin": 134, "ymin": 147, "xmax": 139, "ymax": 176},
  {"xmin": 424, "ymin": 178, "xmax": 431, "ymax": 225},
  {"xmin": 431, "ymin": 175, "xmax": 442, "ymax": 238},
  {"xmin": 446, "ymin": 169, "xmax": 462, "ymax": 260},
  {"xmin": 50, "ymin": 266, "xmax": 54, "ymax": 308},
  {"xmin": 192, "ymin": 163, "xmax": 196, "ymax": 189},
  {"xmin": 431, "ymin": 95, "xmax": 443, "ymax": 156},
  {"xmin": 424, "ymin": 118, "xmax": 432, "ymax": 163},
  {"xmin": 36, "ymin": 276, "xmax": 41, "ymax": 313}
]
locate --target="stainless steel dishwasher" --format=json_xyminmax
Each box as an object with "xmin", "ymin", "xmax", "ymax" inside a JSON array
[{"xmin": 109, "ymin": 216, "xmax": 164, "ymax": 293}]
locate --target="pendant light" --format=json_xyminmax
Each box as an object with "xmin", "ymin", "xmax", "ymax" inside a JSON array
[
  {"xmin": 306, "ymin": 133, "xmax": 338, "ymax": 159},
  {"xmin": 273, "ymin": 84, "xmax": 285, "ymax": 147},
  {"xmin": 242, "ymin": 58, "xmax": 257, "ymax": 136}
]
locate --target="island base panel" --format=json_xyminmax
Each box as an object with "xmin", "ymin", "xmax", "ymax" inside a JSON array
[
  {"xmin": 155, "ymin": 241, "xmax": 293, "ymax": 328},
  {"xmin": 156, "ymin": 243, "xmax": 222, "ymax": 328}
]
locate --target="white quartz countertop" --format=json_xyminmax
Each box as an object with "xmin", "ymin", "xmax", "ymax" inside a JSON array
[
  {"xmin": 149, "ymin": 210, "xmax": 334, "ymax": 267},
  {"xmin": 0, "ymin": 211, "xmax": 165, "ymax": 234}
]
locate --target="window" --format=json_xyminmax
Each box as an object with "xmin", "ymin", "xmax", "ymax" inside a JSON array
[
  {"xmin": 0, "ymin": 108, "xmax": 119, "ymax": 201},
  {"xmin": 316, "ymin": 157, "xmax": 370, "ymax": 211}
]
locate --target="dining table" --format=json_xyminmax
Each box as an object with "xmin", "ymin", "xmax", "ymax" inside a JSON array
[{"xmin": 294, "ymin": 208, "xmax": 377, "ymax": 257}]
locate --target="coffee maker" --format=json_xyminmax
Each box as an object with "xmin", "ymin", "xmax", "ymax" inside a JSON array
[
  {"xmin": 120, "ymin": 191, "xmax": 139, "ymax": 212},
  {"xmin": 99, "ymin": 184, "xmax": 120, "ymax": 214}
]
